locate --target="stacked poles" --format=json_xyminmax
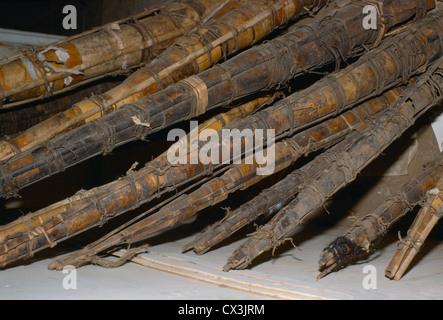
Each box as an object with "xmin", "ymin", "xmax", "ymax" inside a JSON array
[
  {"xmin": 319, "ymin": 153, "xmax": 443, "ymax": 279},
  {"xmin": 0, "ymin": 0, "xmax": 329, "ymax": 161},
  {"xmin": 0, "ymin": 94, "xmax": 276, "ymax": 243},
  {"xmin": 0, "ymin": 0, "xmax": 222, "ymax": 107},
  {"xmin": 224, "ymin": 55, "xmax": 443, "ymax": 272},
  {"xmin": 0, "ymin": 94, "xmax": 275, "ymax": 268},
  {"xmin": 53, "ymin": 86, "xmax": 404, "ymax": 269},
  {"xmin": 0, "ymin": 0, "xmax": 435, "ymax": 199},
  {"xmin": 0, "ymin": 12, "xmax": 441, "ymax": 268},
  {"xmin": 183, "ymin": 88, "xmax": 405, "ymax": 255},
  {"xmin": 385, "ymin": 175, "xmax": 443, "ymax": 280}
]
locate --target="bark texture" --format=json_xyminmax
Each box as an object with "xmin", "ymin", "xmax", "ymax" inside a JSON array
[
  {"xmin": 0, "ymin": 95, "xmax": 274, "ymax": 268},
  {"xmin": 225, "ymin": 56, "xmax": 443, "ymax": 271},
  {"xmin": 319, "ymin": 153, "xmax": 443, "ymax": 278},
  {"xmin": 0, "ymin": 0, "xmax": 221, "ymax": 106},
  {"xmin": 385, "ymin": 176, "xmax": 443, "ymax": 280},
  {"xmin": 0, "ymin": 0, "xmax": 329, "ymax": 160},
  {"xmin": 0, "ymin": 8, "xmax": 439, "ymax": 199}
]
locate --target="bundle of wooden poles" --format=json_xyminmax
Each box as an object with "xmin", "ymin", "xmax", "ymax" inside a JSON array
[{"xmin": 0, "ymin": 0, "xmax": 442, "ymax": 283}]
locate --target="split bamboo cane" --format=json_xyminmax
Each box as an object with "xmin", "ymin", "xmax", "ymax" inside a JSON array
[
  {"xmin": 49, "ymin": 105, "xmax": 375, "ymax": 269},
  {"xmin": 33, "ymin": 85, "xmax": 420, "ymax": 268},
  {"xmin": 384, "ymin": 175, "xmax": 443, "ymax": 280},
  {"xmin": 0, "ymin": 12, "xmax": 441, "ymax": 268},
  {"xmin": 182, "ymin": 86, "xmax": 406, "ymax": 255},
  {"xmin": 0, "ymin": 6, "xmax": 438, "ymax": 199},
  {"xmin": 318, "ymin": 153, "xmax": 443, "ymax": 278},
  {"xmin": 0, "ymin": 95, "xmax": 274, "ymax": 269},
  {"xmin": 103, "ymin": 84, "xmax": 405, "ymax": 255},
  {"xmin": 0, "ymin": 0, "xmax": 329, "ymax": 161},
  {"xmin": 0, "ymin": 1, "xmax": 439, "ymax": 268},
  {"xmin": 0, "ymin": 0, "xmax": 222, "ymax": 107},
  {"xmin": 224, "ymin": 56, "xmax": 443, "ymax": 272}
]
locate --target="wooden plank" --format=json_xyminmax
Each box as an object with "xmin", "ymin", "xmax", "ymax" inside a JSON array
[{"xmin": 113, "ymin": 248, "xmax": 354, "ymax": 300}]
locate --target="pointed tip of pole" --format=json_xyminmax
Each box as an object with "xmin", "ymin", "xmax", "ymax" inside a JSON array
[
  {"xmin": 318, "ymin": 250, "xmax": 335, "ymax": 269},
  {"xmin": 317, "ymin": 235, "xmax": 361, "ymax": 279},
  {"xmin": 316, "ymin": 272, "xmax": 326, "ymax": 281},
  {"xmin": 182, "ymin": 237, "xmax": 211, "ymax": 255},
  {"xmin": 224, "ymin": 249, "xmax": 249, "ymax": 271},
  {"xmin": 223, "ymin": 263, "xmax": 232, "ymax": 272},
  {"xmin": 317, "ymin": 250, "xmax": 338, "ymax": 280},
  {"xmin": 317, "ymin": 264, "xmax": 336, "ymax": 280},
  {"xmin": 384, "ymin": 268, "xmax": 395, "ymax": 280},
  {"xmin": 47, "ymin": 261, "xmax": 61, "ymax": 271},
  {"xmin": 224, "ymin": 254, "xmax": 251, "ymax": 271},
  {"xmin": 182, "ymin": 234, "xmax": 201, "ymax": 253},
  {"xmin": 194, "ymin": 245, "xmax": 210, "ymax": 255},
  {"xmin": 181, "ymin": 242, "xmax": 194, "ymax": 253},
  {"xmin": 384, "ymin": 248, "xmax": 410, "ymax": 281},
  {"xmin": 385, "ymin": 265, "xmax": 405, "ymax": 281},
  {"xmin": 225, "ymin": 236, "xmax": 274, "ymax": 272}
]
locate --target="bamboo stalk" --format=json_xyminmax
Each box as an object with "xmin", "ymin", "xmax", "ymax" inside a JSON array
[
  {"xmin": 318, "ymin": 154, "xmax": 443, "ymax": 279},
  {"xmin": 0, "ymin": 0, "xmax": 329, "ymax": 161},
  {"xmin": 0, "ymin": 0, "xmax": 222, "ymax": 107},
  {"xmin": 0, "ymin": 95, "xmax": 273, "ymax": 269},
  {"xmin": 223, "ymin": 56, "xmax": 443, "ymax": 272},
  {"xmin": 0, "ymin": 7, "xmax": 439, "ymax": 199},
  {"xmin": 385, "ymin": 175, "xmax": 443, "ymax": 281}
]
